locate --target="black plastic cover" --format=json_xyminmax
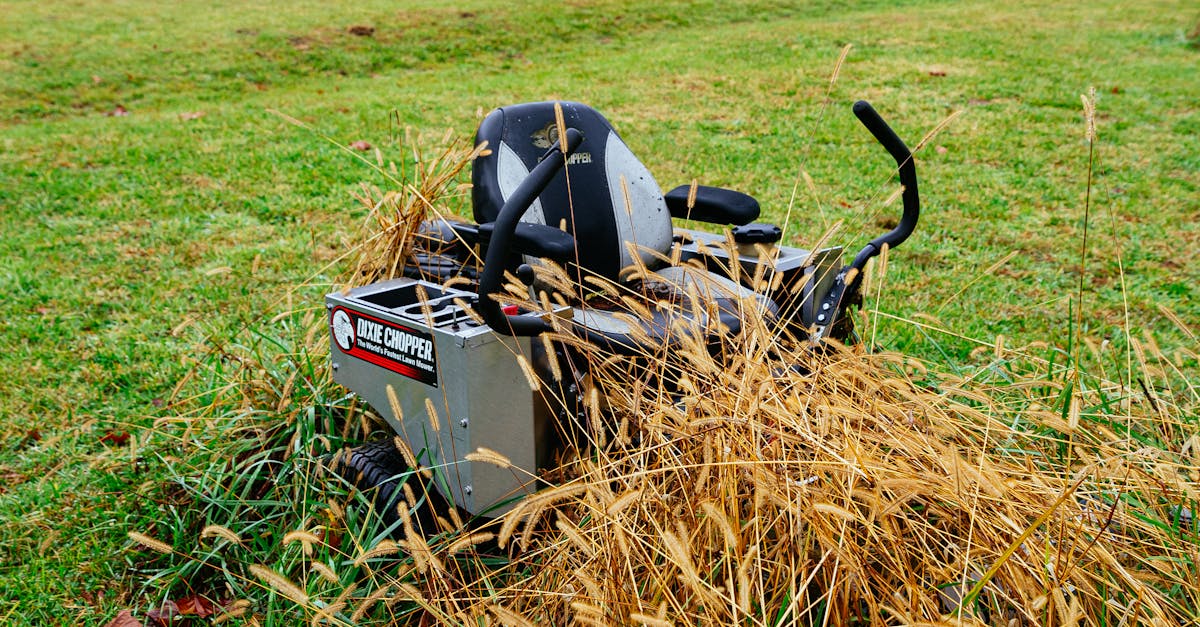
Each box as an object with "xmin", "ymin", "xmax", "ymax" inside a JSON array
[{"xmin": 732, "ymin": 222, "xmax": 782, "ymax": 245}]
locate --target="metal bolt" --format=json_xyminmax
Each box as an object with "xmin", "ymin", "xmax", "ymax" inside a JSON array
[
  {"xmin": 817, "ymin": 314, "xmax": 826, "ymax": 322},
  {"xmin": 821, "ymin": 302, "xmax": 830, "ymax": 311},
  {"xmin": 463, "ymin": 485, "xmax": 473, "ymax": 496},
  {"xmin": 325, "ymin": 302, "xmax": 333, "ymax": 310},
  {"xmin": 331, "ymin": 362, "xmax": 340, "ymax": 371},
  {"xmin": 459, "ymin": 418, "xmax": 469, "ymax": 428}
]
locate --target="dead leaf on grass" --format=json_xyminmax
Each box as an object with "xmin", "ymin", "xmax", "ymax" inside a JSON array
[
  {"xmin": 350, "ymin": 140, "xmax": 372, "ymax": 151},
  {"xmin": 143, "ymin": 595, "xmax": 222, "ymax": 625},
  {"xmin": 175, "ymin": 595, "xmax": 218, "ymax": 618},
  {"xmin": 103, "ymin": 609, "xmax": 142, "ymax": 627}
]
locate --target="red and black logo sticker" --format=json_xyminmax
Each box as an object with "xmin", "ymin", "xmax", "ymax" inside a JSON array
[{"xmin": 331, "ymin": 306, "xmax": 438, "ymax": 387}]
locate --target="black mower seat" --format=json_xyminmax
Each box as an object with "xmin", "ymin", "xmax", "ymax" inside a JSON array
[
  {"xmin": 471, "ymin": 101, "xmax": 777, "ymax": 350},
  {"xmin": 473, "ymin": 101, "xmax": 674, "ymax": 281}
]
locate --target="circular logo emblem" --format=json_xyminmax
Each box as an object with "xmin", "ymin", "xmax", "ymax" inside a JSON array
[
  {"xmin": 331, "ymin": 309, "xmax": 355, "ymax": 351},
  {"xmin": 530, "ymin": 122, "xmax": 560, "ymax": 149}
]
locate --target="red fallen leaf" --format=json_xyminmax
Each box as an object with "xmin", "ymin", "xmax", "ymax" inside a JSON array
[
  {"xmin": 928, "ymin": 70, "xmax": 947, "ymax": 77},
  {"xmin": 104, "ymin": 609, "xmax": 143, "ymax": 627},
  {"xmin": 92, "ymin": 74, "xmax": 103, "ymax": 85},
  {"xmin": 348, "ymin": 25, "xmax": 376, "ymax": 37},
  {"xmin": 175, "ymin": 594, "xmax": 217, "ymax": 618},
  {"xmin": 152, "ymin": 398, "xmax": 165, "ymax": 408},
  {"xmin": 349, "ymin": 140, "xmax": 372, "ymax": 151},
  {"xmin": 35, "ymin": 306, "xmax": 52, "ymax": 315},
  {"xmin": 100, "ymin": 430, "xmax": 131, "ymax": 446},
  {"xmin": 25, "ymin": 429, "xmax": 41, "ymax": 442},
  {"xmin": 108, "ymin": 104, "xmax": 129, "ymax": 117},
  {"xmin": 935, "ymin": 145, "xmax": 948, "ymax": 154},
  {"xmin": 180, "ymin": 111, "xmax": 205, "ymax": 121}
]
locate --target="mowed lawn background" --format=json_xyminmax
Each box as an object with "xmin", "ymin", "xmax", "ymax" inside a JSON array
[{"xmin": 1, "ymin": 0, "xmax": 1197, "ymax": 622}]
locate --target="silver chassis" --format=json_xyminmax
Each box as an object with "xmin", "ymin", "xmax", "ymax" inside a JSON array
[{"xmin": 328, "ymin": 279, "xmax": 570, "ymax": 516}]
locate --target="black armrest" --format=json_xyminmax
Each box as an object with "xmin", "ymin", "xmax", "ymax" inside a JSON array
[
  {"xmin": 664, "ymin": 184, "xmax": 760, "ymax": 226},
  {"xmin": 478, "ymin": 221, "xmax": 576, "ymax": 263},
  {"xmin": 444, "ymin": 221, "xmax": 480, "ymax": 244}
]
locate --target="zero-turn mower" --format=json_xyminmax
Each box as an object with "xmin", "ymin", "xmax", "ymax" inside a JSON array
[{"xmin": 327, "ymin": 100, "xmax": 919, "ymax": 528}]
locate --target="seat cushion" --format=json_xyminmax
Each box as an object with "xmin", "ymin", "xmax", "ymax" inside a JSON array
[{"xmin": 567, "ymin": 265, "xmax": 778, "ymax": 354}]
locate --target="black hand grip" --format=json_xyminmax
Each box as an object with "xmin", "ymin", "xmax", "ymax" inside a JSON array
[
  {"xmin": 849, "ymin": 100, "xmax": 919, "ymax": 271},
  {"xmin": 476, "ymin": 127, "xmax": 584, "ymax": 336}
]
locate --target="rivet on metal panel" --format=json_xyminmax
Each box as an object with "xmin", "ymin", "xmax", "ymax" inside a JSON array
[{"xmin": 459, "ymin": 418, "xmax": 469, "ymax": 428}]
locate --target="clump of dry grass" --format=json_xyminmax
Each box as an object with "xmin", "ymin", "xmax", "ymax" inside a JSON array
[
  {"xmin": 239, "ymin": 289, "xmax": 1193, "ymax": 625},
  {"xmin": 310, "ymin": 178, "xmax": 1196, "ymax": 623},
  {"xmin": 347, "ymin": 129, "xmax": 485, "ymax": 286},
  {"xmin": 476, "ymin": 314, "xmax": 1198, "ymax": 625}
]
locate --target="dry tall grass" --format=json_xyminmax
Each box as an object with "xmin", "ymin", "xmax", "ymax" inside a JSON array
[
  {"xmin": 336, "ymin": 308, "xmax": 1197, "ymax": 624},
  {"xmin": 321, "ymin": 139, "xmax": 1198, "ymax": 625}
]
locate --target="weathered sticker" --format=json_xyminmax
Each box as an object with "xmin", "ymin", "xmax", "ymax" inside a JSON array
[{"xmin": 331, "ymin": 306, "xmax": 438, "ymax": 387}]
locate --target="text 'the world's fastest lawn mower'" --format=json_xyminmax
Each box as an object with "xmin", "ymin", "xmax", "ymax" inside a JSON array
[{"xmin": 326, "ymin": 100, "xmax": 919, "ymax": 527}]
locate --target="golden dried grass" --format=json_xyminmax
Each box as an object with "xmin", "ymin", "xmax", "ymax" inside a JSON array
[
  {"xmin": 347, "ymin": 130, "xmax": 485, "ymax": 286},
  {"xmin": 464, "ymin": 305, "xmax": 1194, "ymax": 625},
  {"xmin": 323, "ymin": 138, "xmax": 1198, "ymax": 625}
]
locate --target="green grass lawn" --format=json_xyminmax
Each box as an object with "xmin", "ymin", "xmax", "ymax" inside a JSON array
[{"xmin": 1, "ymin": 0, "xmax": 1197, "ymax": 623}]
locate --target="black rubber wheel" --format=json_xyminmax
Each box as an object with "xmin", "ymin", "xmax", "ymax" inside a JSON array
[
  {"xmin": 332, "ymin": 439, "xmax": 505, "ymax": 551},
  {"xmin": 331, "ymin": 438, "xmax": 429, "ymax": 532}
]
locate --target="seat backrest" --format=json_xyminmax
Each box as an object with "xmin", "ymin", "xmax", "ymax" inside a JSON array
[{"xmin": 472, "ymin": 101, "xmax": 673, "ymax": 281}]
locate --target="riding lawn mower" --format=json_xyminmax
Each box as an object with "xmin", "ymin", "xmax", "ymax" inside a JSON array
[{"xmin": 326, "ymin": 99, "xmax": 920, "ymax": 528}]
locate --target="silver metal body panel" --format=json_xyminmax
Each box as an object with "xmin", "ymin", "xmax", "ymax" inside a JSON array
[{"xmin": 327, "ymin": 278, "xmax": 568, "ymax": 516}]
